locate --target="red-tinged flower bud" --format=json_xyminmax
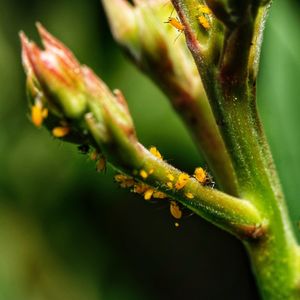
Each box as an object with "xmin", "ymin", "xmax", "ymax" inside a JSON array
[{"xmin": 20, "ymin": 24, "xmax": 87, "ymax": 119}]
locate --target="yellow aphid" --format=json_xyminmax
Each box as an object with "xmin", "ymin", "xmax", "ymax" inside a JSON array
[
  {"xmin": 199, "ymin": 15, "xmax": 210, "ymax": 29},
  {"xmin": 149, "ymin": 169, "xmax": 154, "ymax": 175},
  {"xmin": 175, "ymin": 173, "xmax": 189, "ymax": 190},
  {"xmin": 42, "ymin": 108, "xmax": 48, "ymax": 118},
  {"xmin": 115, "ymin": 174, "xmax": 135, "ymax": 188},
  {"xmin": 185, "ymin": 192, "xmax": 194, "ymax": 199},
  {"xmin": 167, "ymin": 182, "xmax": 173, "ymax": 189},
  {"xmin": 194, "ymin": 167, "xmax": 207, "ymax": 184},
  {"xmin": 199, "ymin": 4, "xmax": 212, "ymax": 14},
  {"xmin": 165, "ymin": 17, "xmax": 185, "ymax": 32},
  {"xmin": 90, "ymin": 150, "xmax": 98, "ymax": 161},
  {"xmin": 120, "ymin": 180, "xmax": 135, "ymax": 188},
  {"xmin": 115, "ymin": 174, "xmax": 127, "ymax": 183},
  {"xmin": 144, "ymin": 189, "xmax": 154, "ymax": 200},
  {"xmin": 52, "ymin": 126, "xmax": 70, "ymax": 138},
  {"xmin": 140, "ymin": 169, "xmax": 148, "ymax": 179},
  {"xmin": 170, "ymin": 201, "xmax": 182, "ymax": 219},
  {"xmin": 175, "ymin": 222, "xmax": 180, "ymax": 228},
  {"xmin": 31, "ymin": 103, "xmax": 48, "ymax": 128},
  {"xmin": 96, "ymin": 156, "xmax": 106, "ymax": 172},
  {"xmin": 133, "ymin": 183, "xmax": 148, "ymax": 194},
  {"xmin": 167, "ymin": 173, "xmax": 175, "ymax": 182},
  {"xmin": 153, "ymin": 191, "xmax": 167, "ymax": 199},
  {"xmin": 149, "ymin": 146, "xmax": 163, "ymax": 160}
]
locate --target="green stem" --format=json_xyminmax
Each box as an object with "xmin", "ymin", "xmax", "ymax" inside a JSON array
[
  {"xmin": 171, "ymin": 0, "xmax": 300, "ymax": 298},
  {"xmin": 85, "ymin": 113, "xmax": 263, "ymax": 238},
  {"xmin": 214, "ymin": 89, "xmax": 300, "ymax": 299}
]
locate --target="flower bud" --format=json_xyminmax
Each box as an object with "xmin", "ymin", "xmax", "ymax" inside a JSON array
[{"xmin": 20, "ymin": 23, "xmax": 87, "ymax": 119}]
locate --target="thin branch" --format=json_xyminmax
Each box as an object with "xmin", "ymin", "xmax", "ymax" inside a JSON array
[{"xmin": 20, "ymin": 24, "xmax": 264, "ymax": 239}]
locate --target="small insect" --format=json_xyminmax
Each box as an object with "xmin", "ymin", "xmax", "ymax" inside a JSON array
[
  {"xmin": 133, "ymin": 183, "xmax": 148, "ymax": 194},
  {"xmin": 153, "ymin": 191, "xmax": 167, "ymax": 199},
  {"xmin": 31, "ymin": 102, "xmax": 48, "ymax": 128},
  {"xmin": 96, "ymin": 155, "xmax": 106, "ymax": 172},
  {"xmin": 90, "ymin": 150, "xmax": 98, "ymax": 161},
  {"xmin": 52, "ymin": 126, "xmax": 70, "ymax": 138},
  {"xmin": 195, "ymin": 167, "xmax": 215, "ymax": 187},
  {"xmin": 167, "ymin": 173, "xmax": 175, "ymax": 182},
  {"xmin": 167, "ymin": 182, "xmax": 173, "ymax": 189},
  {"xmin": 170, "ymin": 201, "xmax": 182, "ymax": 219},
  {"xmin": 144, "ymin": 189, "xmax": 154, "ymax": 201},
  {"xmin": 115, "ymin": 174, "xmax": 135, "ymax": 189},
  {"xmin": 198, "ymin": 4, "xmax": 212, "ymax": 15},
  {"xmin": 194, "ymin": 167, "xmax": 207, "ymax": 184},
  {"xmin": 149, "ymin": 146, "xmax": 163, "ymax": 160},
  {"xmin": 174, "ymin": 222, "xmax": 180, "ymax": 228},
  {"xmin": 140, "ymin": 169, "xmax": 149, "ymax": 179},
  {"xmin": 165, "ymin": 17, "xmax": 185, "ymax": 32},
  {"xmin": 175, "ymin": 173, "xmax": 189, "ymax": 190},
  {"xmin": 197, "ymin": 4, "xmax": 212, "ymax": 30},
  {"xmin": 185, "ymin": 192, "xmax": 194, "ymax": 199},
  {"xmin": 198, "ymin": 15, "xmax": 210, "ymax": 30}
]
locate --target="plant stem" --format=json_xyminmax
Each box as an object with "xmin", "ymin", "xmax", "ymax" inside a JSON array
[
  {"xmin": 171, "ymin": 0, "xmax": 300, "ymax": 298},
  {"xmin": 85, "ymin": 113, "xmax": 262, "ymax": 238},
  {"xmin": 213, "ymin": 87, "xmax": 300, "ymax": 299}
]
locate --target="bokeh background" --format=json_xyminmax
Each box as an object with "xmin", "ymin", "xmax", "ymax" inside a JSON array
[{"xmin": 0, "ymin": 0, "xmax": 299, "ymax": 299}]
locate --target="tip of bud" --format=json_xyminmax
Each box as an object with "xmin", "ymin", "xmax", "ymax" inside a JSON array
[
  {"xmin": 102, "ymin": 0, "xmax": 138, "ymax": 47},
  {"xmin": 20, "ymin": 31, "xmax": 39, "ymax": 76},
  {"xmin": 20, "ymin": 24, "xmax": 88, "ymax": 119},
  {"xmin": 35, "ymin": 22, "xmax": 80, "ymax": 71}
]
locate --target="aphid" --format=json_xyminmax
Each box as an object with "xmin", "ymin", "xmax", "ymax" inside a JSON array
[
  {"xmin": 175, "ymin": 173, "xmax": 189, "ymax": 190},
  {"xmin": 194, "ymin": 167, "xmax": 207, "ymax": 184},
  {"xmin": 90, "ymin": 150, "xmax": 98, "ymax": 161},
  {"xmin": 198, "ymin": 15, "xmax": 210, "ymax": 30},
  {"xmin": 174, "ymin": 222, "xmax": 180, "ymax": 228},
  {"xmin": 96, "ymin": 155, "xmax": 106, "ymax": 172},
  {"xmin": 153, "ymin": 191, "xmax": 167, "ymax": 199},
  {"xmin": 140, "ymin": 169, "xmax": 148, "ymax": 179},
  {"xmin": 165, "ymin": 17, "xmax": 185, "ymax": 32},
  {"xmin": 149, "ymin": 146, "xmax": 163, "ymax": 160},
  {"xmin": 167, "ymin": 173, "xmax": 175, "ymax": 182},
  {"xmin": 115, "ymin": 174, "xmax": 135, "ymax": 188},
  {"xmin": 185, "ymin": 192, "xmax": 194, "ymax": 199},
  {"xmin": 149, "ymin": 169, "xmax": 154, "ymax": 175},
  {"xmin": 52, "ymin": 126, "xmax": 70, "ymax": 138},
  {"xmin": 144, "ymin": 189, "xmax": 154, "ymax": 201},
  {"xmin": 31, "ymin": 102, "xmax": 48, "ymax": 128},
  {"xmin": 167, "ymin": 182, "xmax": 173, "ymax": 189},
  {"xmin": 198, "ymin": 4, "xmax": 212, "ymax": 15},
  {"xmin": 133, "ymin": 183, "xmax": 148, "ymax": 194},
  {"xmin": 170, "ymin": 201, "xmax": 182, "ymax": 219}
]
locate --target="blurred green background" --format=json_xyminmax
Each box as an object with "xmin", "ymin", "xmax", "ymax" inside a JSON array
[{"xmin": 0, "ymin": 0, "xmax": 299, "ymax": 299}]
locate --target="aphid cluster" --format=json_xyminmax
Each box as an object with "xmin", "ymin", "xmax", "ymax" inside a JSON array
[
  {"xmin": 77, "ymin": 146, "xmax": 108, "ymax": 173},
  {"xmin": 114, "ymin": 172, "xmax": 167, "ymax": 201},
  {"xmin": 197, "ymin": 4, "xmax": 212, "ymax": 30},
  {"xmin": 113, "ymin": 146, "xmax": 214, "ymax": 227},
  {"xmin": 89, "ymin": 149, "xmax": 107, "ymax": 173},
  {"xmin": 164, "ymin": 4, "xmax": 213, "ymax": 34},
  {"xmin": 30, "ymin": 100, "xmax": 72, "ymax": 139}
]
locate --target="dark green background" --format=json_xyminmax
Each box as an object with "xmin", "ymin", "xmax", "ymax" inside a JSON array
[{"xmin": 0, "ymin": 0, "xmax": 299, "ymax": 299}]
